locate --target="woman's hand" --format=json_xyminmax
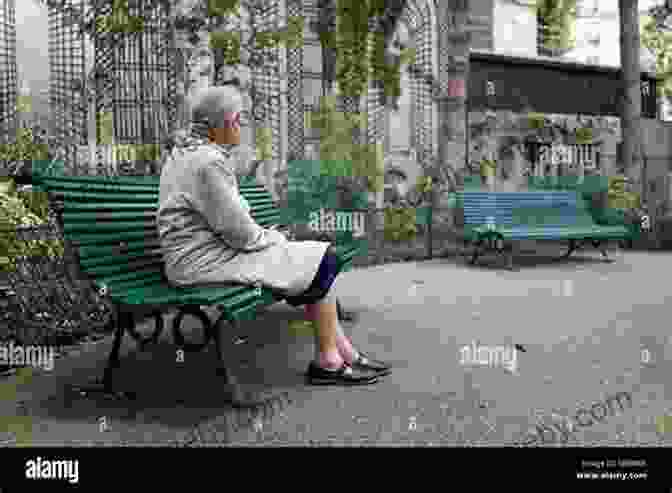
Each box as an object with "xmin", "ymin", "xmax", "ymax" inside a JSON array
[{"xmin": 265, "ymin": 228, "xmax": 288, "ymax": 244}]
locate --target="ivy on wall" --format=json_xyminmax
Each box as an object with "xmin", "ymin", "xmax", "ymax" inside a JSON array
[
  {"xmin": 536, "ymin": 0, "xmax": 578, "ymax": 57},
  {"xmin": 335, "ymin": 0, "xmax": 370, "ymax": 98},
  {"xmin": 641, "ymin": 14, "xmax": 672, "ymax": 106},
  {"xmin": 468, "ymin": 110, "xmax": 618, "ymax": 186},
  {"xmin": 383, "ymin": 206, "xmax": 417, "ymax": 241}
]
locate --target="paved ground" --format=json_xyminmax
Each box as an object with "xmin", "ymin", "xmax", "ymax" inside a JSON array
[{"xmin": 2, "ymin": 241, "xmax": 672, "ymax": 446}]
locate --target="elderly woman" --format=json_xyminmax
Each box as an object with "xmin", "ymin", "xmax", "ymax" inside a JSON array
[{"xmin": 158, "ymin": 86, "xmax": 390, "ymax": 386}]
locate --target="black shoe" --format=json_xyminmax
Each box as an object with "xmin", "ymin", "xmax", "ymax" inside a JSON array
[
  {"xmin": 351, "ymin": 351, "xmax": 392, "ymax": 376},
  {"xmin": 306, "ymin": 362, "xmax": 379, "ymax": 386}
]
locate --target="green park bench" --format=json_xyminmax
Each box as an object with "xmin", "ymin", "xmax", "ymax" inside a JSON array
[
  {"xmin": 454, "ymin": 189, "xmax": 639, "ymax": 271},
  {"xmin": 32, "ymin": 173, "xmax": 363, "ymax": 403}
]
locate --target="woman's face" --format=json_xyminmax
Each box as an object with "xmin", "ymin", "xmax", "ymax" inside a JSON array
[{"xmin": 209, "ymin": 111, "xmax": 241, "ymax": 145}]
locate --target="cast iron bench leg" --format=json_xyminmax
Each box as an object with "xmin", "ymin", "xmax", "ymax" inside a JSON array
[
  {"xmin": 592, "ymin": 240, "xmax": 612, "ymax": 262},
  {"xmin": 505, "ymin": 241, "xmax": 518, "ymax": 271},
  {"xmin": 469, "ymin": 240, "xmax": 482, "ymax": 265},
  {"xmin": 172, "ymin": 306, "xmax": 213, "ymax": 353},
  {"xmin": 70, "ymin": 306, "xmax": 136, "ymax": 401},
  {"xmin": 560, "ymin": 239, "xmax": 577, "ymax": 260},
  {"xmin": 127, "ymin": 310, "xmax": 164, "ymax": 350}
]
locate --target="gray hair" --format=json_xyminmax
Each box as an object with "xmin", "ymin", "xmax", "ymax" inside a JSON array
[{"xmin": 189, "ymin": 86, "xmax": 243, "ymax": 130}]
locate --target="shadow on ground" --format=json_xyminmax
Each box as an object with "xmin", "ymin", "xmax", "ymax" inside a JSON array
[{"xmin": 27, "ymin": 303, "xmax": 337, "ymax": 444}]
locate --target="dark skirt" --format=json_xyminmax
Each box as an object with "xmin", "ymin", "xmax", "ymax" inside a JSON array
[{"xmin": 284, "ymin": 247, "xmax": 342, "ymax": 306}]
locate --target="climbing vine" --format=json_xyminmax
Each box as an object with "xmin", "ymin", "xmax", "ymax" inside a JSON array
[
  {"xmin": 383, "ymin": 206, "xmax": 417, "ymax": 242},
  {"xmin": 536, "ymin": 0, "xmax": 578, "ymax": 57},
  {"xmin": 335, "ymin": 0, "xmax": 370, "ymax": 98},
  {"xmin": 306, "ymin": 96, "xmax": 384, "ymax": 192}
]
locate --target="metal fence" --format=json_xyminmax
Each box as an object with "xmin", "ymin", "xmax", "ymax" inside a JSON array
[
  {"xmin": 0, "ymin": 0, "xmax": 17, "ymax": 145},
  {"xmin": 48, "ymin": 0, "xmax": 88, "ymax": 174},
  {"xmin": 93, "ymin": 0, "xmax": 176, "ymax": 176}
]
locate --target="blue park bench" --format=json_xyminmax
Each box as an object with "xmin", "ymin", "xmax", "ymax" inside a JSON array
[{"xmin": 454, "ymin": 190, "xmax": 639, "ymax": 270}]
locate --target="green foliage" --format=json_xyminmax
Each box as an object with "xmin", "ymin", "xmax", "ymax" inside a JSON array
[
  {"xmin": 285, "ymin": 16, "xmax": 305, "ymax": 49},
  {"xmin": 642, "ymin": 15, "xmax": 672, "ymax": 101},
  {"xmin": 574, "ymin": 127, "xmax": 593, "ymax": 143},
  {"xmin": 210, "ymin": 31, "xmax": 241, "ymax": 65},
  {"xmin": 95, "ymin": 0, "xmax": 144, "ymax": 33},
  {"xmin": 208, "ymin": 0, "xmax": 240, "ymax": 18},
  {"xmin": 255, "ymin": 127, "xmax": 273, "ymax": 161},
  {"xmin": 306, "ymin": 96, "xmax": 383, "ymax": 192},
  {"xmin": 480, "ymin": 158, "xmax": 497, "ymax": 178},
  {"xmin": 416, "ymin": 175, "xmax": 433, "ymax": 196},
  {"xmin": 384, "ymin": 206, "xmax": 417, "ymax": 242},
  {"xmin": 335, "ymin": 0, "xmax": 370, "ymax": 98},
  {"xmin": 527, "ymin": 112, "xmax": 546, "ymax": 130},
  {"xmin": 286, "ymin": 160, "xmax": 369, "ymax": 224},
  {"xmin": 536, "ymin": 0, "xmax": 577, "ymax": 55},
  {"xmin": 369, "ymin": 33, "xmax": 414, "ymax": 103},
  {"xmin": 608, "ymin": 175, "xmax": 640, "ymax": 210},
  {"xmin": 0, "ymin": 128, "xmax": 48, "ymax": 165},
  {"xmin": 0, "ymin": 181, "xmax": 64, "ymax": 273}
]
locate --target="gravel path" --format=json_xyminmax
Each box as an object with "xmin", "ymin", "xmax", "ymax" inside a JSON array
[{"xmin": 2, "ymin": 245, "xmax": 671, "ymax": 446}]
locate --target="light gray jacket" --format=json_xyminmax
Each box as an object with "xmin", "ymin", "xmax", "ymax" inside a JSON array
[{"xmin": 158, "ymin": 142, "xmax": 329, "ymax": 295}]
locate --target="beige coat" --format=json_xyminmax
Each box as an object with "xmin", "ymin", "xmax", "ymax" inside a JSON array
[{"xmin": 158, "ymin": 142, "xmax": 329, "ymax": 296}]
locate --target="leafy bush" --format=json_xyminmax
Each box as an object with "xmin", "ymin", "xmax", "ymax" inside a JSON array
[
  {"xmin": 384, "ymin": 206, "xmax": 417, "ymax": 242},
  {"xmin": 608, "ymin": 175, "xmax": 640, "ymax": 210},
  {"xmin": 306, "ymin": 96, "xmax": 384, "ymax": 192},
  {"xmin": 0, "ymin": 180, "xmax": 64, "ymax": 273}
]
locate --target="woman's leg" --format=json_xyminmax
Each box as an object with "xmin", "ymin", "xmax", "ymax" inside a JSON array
[
  {"xmin": 310, "ymin": 297, "xmax": 343, "ymax": 369},
  {"xmin": 302, "ymin": 246, "xmax": 389, "ymax": 382},
  {"xmin": 305, "ymin": 296, "xmax": 357, "ymax": 365},
  {"xmin": 306, "ymin": 291, "xmax": 390, "ymax": 377},
  {"xmin": 306, "ymin": 295, "xmax": 378, "ymax": 385}
]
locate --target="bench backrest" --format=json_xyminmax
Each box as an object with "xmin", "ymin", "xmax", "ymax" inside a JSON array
[
  {"xmin": 457, "ymin": 191, "xmax": 596, "ymax": 228},
  {"xmin": 34, "ymin": 175, "xmax": 280, "ymax": 294}
]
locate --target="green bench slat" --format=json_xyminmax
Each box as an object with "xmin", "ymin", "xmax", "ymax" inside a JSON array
[
  {"xmin": 62, "ymin": 211, "xmax": 157, "ymax": 222},
  {"xmin": 79, "ymin": 249, "xmax": 163, "ymax": 270},
  {"xmin": 68, "ymin": 230, "xmax": 158, "ymax": 247},
  {"xmin": 55, "ymin": 191, "xmax": 158, "ymax": 202},
  {"xmin": 98, "ymin": 265, "xmax": 165, "ymax": 286},
  {"xmin": 41, "ymin": 180, "xmax": 160, "ymax": 194},
  {"xmin": 78, "ymin": 239, "xmax": 161, "ymax": 260},
  {"xmin": 37, "ymin": 174, "xmax": 159, "ymax": 185},
  {"xmin": 63, "ymin": 220, "xmax": 156, "ymax": 234},
  {"xmin": 82, "ymin": 254, "xmax": 164, "ymax": 277},
  {"xmin": 55, "ymin": 202, "xmax": 158, "ymax": 212},
  {"xmin": 121, "ymin": 282, "xmax": 269, "ymax": 309},
  {"xmin": 98, "ymin": 275, "xmax": 166, "ymax": 297}
]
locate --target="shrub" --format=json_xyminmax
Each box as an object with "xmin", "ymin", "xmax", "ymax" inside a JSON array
[
  {"xmin": 384, "ymin": 206, "xmax": 417, "ymax": 242},
  {"xmin": 0, "ymin": 180, "xmax": 64, "ymax": 273}
]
